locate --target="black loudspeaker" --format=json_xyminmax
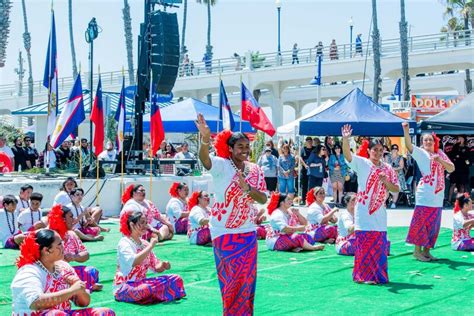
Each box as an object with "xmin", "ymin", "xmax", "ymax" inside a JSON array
[{"xmin": 150, "ymin": 11, "xmax": 180, "ymax": 95}]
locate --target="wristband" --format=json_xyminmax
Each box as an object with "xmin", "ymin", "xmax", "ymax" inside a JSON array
[{"xmin": 201, "ymin": 139, "xmax": 210, "ymax": 146}]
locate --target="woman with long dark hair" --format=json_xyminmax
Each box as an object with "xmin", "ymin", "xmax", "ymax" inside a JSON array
[{"xmin": 452, "ymin": 193, "xmax": 474, "ymax": 251}]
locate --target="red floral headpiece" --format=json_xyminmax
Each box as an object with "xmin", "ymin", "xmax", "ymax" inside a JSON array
[
  {"xmin": 16, "ymin": 231, "xmax": 40, "ymax": 269},
  {"xmin": 306, "ymin": 188, "xmax": 316, "ymax": 206},
  {"xmin": 267, "ymin": 192, "xmax": 281, "ymax": 215},
  {"xmin": 120, "ymin": 211, "xmax": 132, "ymax": 236},
  {"xmin": 214, "ymin": 130, "xmax": 233, "ymax": 158},
  {"xmin": 357, "ymin": 139, "xmax": 369, "ymax": 158},
  {"xmin": 169, "ymin": 182, "xmax": 181, "ymax": 198},
  {"xmin": 121, "ymin": 184, "xmax": 135, "ymax": 205},
  {"xmin": 432, "ymin": 132, "xmax": 440, "ymax": 153},
  {"xmin": 454, "ymin": 192, "xmax": 470, "ymax": 213},
  {"xmin": 48, "ymin": 204, "xmax": 68, "ymax": 239},
  {"xmin": 188, "ymin": 191, "xmax": 201, "ymax": 210}
]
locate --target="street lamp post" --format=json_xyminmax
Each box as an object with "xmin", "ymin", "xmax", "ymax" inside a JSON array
[
  {"xmin": 85, "ymin": 18, "xmax": 99, "ymax": 164},
  {"xmin": 349, "ymin": 16, "xmax": 354, "ymax": 58},
  {"xmin": 276, "ymin": 0, "xmax": 281, "ymax": 65}
]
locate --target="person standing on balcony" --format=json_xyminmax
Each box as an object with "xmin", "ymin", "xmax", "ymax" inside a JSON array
[
  {"xmin": 315, "ymin": 41, "xmax": 324, "ymax": 61},
  {"xmin": 355, "ymin": 34, "xmax": 363, "ymax": 57},
  {"xmin": 292, "ymin": 43, "xmax": 299, "ymax": 64},
  {"xmin": 330, "ymin": 39, "xmax": 339, "ymax": 60}
]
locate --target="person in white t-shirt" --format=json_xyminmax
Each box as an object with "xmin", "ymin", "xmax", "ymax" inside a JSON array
[
  {"xmin": 402, "ymin": 122, "xmax": 455, "ymax": 262},
  {"xmin": 336, "ymin": 193, "xmax": 356, "ymax": 255},
  {"xmin": 266, "ymin": 192, "xmax": 324, "ymax": 252},
  {"xmin": 187, "ymin": 191, "xmax": 212, "ymax": 245},
  {"xmin": 17, "ymin": 192, "xmax": 46, "ymax": 232},
  {"xmin": 53, "ymin": 177, "xmax": 77, "ymax": 206},
  {"xmin": 15, "ymin": 184, "xmax": 33, "ymax": 213},
  {"xmin": 342, "ymin": 124, "xmax": 399, "ymax": 285},
  {"xmin": 166, "ymin": 182, "xmax": 190, "ymax": 234},
  {"xmin": 1, "ymin": 195, "xmax": 26, "ymax": 249},
  {"xmin": 97, "ymin": 141, "xmax": 117, "ymax": 172},
  {"xmin": 196, "ymin": 114, "xmax": 268, "ymax": 315},
  {"xmin": 305, "ymin": 187, "xmax": 338, "ymax": 244},
  {"xmin": 0, "ymin": 135, "xmax": 14, "ymax": 167},
  {"xmin": 451, "ymin": 193, "xmax": 474, "ymax": 251}
]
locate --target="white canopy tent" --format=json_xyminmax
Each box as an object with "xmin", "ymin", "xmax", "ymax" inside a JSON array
[{"xmin": 276, "ymin": 100, "xmax": 334, "ymax": 137}]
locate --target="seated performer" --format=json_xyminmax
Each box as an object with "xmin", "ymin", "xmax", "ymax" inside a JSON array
[
  {"xmin": 166, "ymin": 182, "xmax": 190, "ymax": 234},
  {"xmin": 266, "ymin": 192, "xmax": 324, "ymax": 252},
  {"xmin": 17, "ymin": 192, "xmax": 47, "ymax": 232},
  {"xmin": 306, "ymin": 187, "xmax": 338, "ymax": 244},
  {"xmin": 452, "ymin": 193, "xmax": 474, "ymax": 251},
  {"xmin": 336, "ymin": 193, "xmax": 356, "ymax": 255},
  {"xmin": 53, "ymin": 177, "xmax": 77, "ymax": 206},
  {"xmin": 188, "ymin": 191, "xmax": 212, "ymax": 245},
  {"xmin": 121, "ymin": 184, "xmax": 174, "ymax": 241},
  {"xmin": 66, "ymin": 188, "xmax": 107, "ymax": 242},
  {"xmin": 48, "ymin": 205, "xmax": 103, "ymax": 292},
  {"xmin": 16, "ymin": 184, "xmax": 33, "ymax": 213},
  {"xmin": 11, "ymin": 229, "xmax": 115, "ymax": 315},
  {"xmin": 1, "ymin": 195, "xmax": 26, "ymax": 249},
  {"xmin": 113, "ymin": 210, "xmax": 186, "ymax": 304}
]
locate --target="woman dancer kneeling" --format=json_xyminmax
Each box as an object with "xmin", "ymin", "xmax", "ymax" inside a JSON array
[
  {"xmin": 306, "ymin": 187, "xmax": 338, "ymax": 244},
  {"xmin": 266, "ymin": 192, "xmax": 324, "ymax": 252},
  {"xmin": 166, "ymin": 182, "xmax": 190, "ymax": 234},
  {"xmin": 452, "ymin": 193, "xmax": 474, "ymax": 252},
  {"xmin": 11, "ymin": 229, "xmax": 114, "ymax": 315},
  {"xmin": 336, "ymin": 193, "xmax": 356, "ymax": 255},
  {"xmin": 48, "ymin": 205, "xmax": 103, "ymax": 292},
  {"xmin": 114, "ymin": 211, "xmax": 186, "ymax": 304},
  {"xmin": 188, "ymin": 191, "xmax": 212, "ymax": 245},
  {"xmin": 122, "ymin": 184, "xmax": 174, "ymax": 241}
]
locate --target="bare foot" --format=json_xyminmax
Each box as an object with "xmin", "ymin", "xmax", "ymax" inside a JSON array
[
  {"xmin": 424, "ymin": 252, "xmax": 439, "ymax": 261},
  {"xmin": 91, "ymin": 283, "xmax": 103, "ymax": 291},
  {"xmin": 413, "ymin": 252, "xmax": 430, "ymax": 262},
  {"xmin": 291, "ymin": 247, "xmax": 303, "ymax": 253},
  {"xmin": 312, "ymin": 244, "xmax": 325, "ymax": 251},
  {"xmin": 100, "ymin": 227, "xmax": 110, "ymax": 233},
  {"xmin": 94, "ymin": 235, "xmax": 105, "ymax": 242}
]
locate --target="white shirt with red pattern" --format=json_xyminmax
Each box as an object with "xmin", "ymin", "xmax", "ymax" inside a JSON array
[
  {"xmin": 336, "ymin": 209, "xmax": 355, "ymax": 246},
  {"xmin": 123, "ymin": 199, "xmax": 163, "ymax": 229},
  {"xmin": 165, "ymin": 198, "xmax": 187, "ymax": 231},
  {"xmin": 11, "ymin": 260, "xmax": 78, "ymax": 316},
  {"xmin": 188, "ymin": 205, "xmax": 210, "ymax": 244},
  {"xmin": 208, "ymin": 156, "xmax": 267, "ymax": 240},
  {"xmin": 412, "ymin": 146, "xmax": 451, "ymax": 208},
  {"xmin": 113, "ymin": 237, "xmax": 160, "ymax": 294},
  {"xmin": 452, "ymin": 212, "xmax": 472, "ymax": 250},
  {"xmin": 266, "ymin": 209, "xmax": 301, "ymax": 250},
  {"xmin": 306, "ymin": 203, "xmax": 331, "ymax": 230},
  {"xmin": 347, "ymin": 155, "xmax": 398, "ymax": 232},
  {"xmin": 63, "ymin": 231, "xmax": 87, "ymax": 255}
]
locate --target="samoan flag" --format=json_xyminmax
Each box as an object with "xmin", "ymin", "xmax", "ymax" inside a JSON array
[
  {"xmin": 50, "ymin": 74, "xmax": 85, "ymax": 148},
  {"xmin": 394, "ymin": 78, "xmax": 402, "ymax": 101},
  {"xmin": 115, "ymin": 78, "xmax": 126, "ymax": 152},
  {"xmin": 241, "ymin": 82, "xmax": 275, "ymax": 136},
  {"xmin": 43, "ymin": 10, "xmax": 58, "ymax": 139},
  {"xmin": 90, "ymin": 77, "xmax": 104, "ymax": 156},
  {"xmin": 219, "ymin": 80, "xmax": 235, "ymax": 131},
  {"xmin": 150, "ymin": 80, "xmax": 165, "ymax": 155}
]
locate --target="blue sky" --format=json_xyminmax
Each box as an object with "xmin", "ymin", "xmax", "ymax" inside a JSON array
[{"xmin": 1, "ymin": 0, "xmax": 448, "ymax": 86}]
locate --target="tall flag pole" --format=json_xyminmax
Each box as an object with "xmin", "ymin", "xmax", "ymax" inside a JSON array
[
  {"xmin": 239, "ymin": 73, "xmax": 243, "ymax": 132},
  {"xmin": 115, "ymin": 72, "xmax": 126, "ymax": 191},
  {"xmin": 43, "ymin": 8, "xmax": 58, "ymax": 141},
  {"xmin": 91, "ymin": 66, "xmax": 104, "ymax": 205},
  {"xmin": 219, "ymin": 80, "xmax": 235, "ymax": 131}
]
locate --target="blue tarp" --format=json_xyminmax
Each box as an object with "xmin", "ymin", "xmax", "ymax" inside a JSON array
[
  {"xmin": 299, "ymin": 88, "xmax": 416, "ymax": 136},
  {"xmin": 126, "ymin": 98, "xmax": 254, "ymax": 133}
]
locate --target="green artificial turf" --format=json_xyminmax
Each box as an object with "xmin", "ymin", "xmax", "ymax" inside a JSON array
[{"xmin": 1, "ymin": 222, "xmax": 473, "ymax": 315}]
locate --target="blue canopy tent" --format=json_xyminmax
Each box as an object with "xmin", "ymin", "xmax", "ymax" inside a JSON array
[
  {"xmin": 299, "ymin": 88, "xmax": 416, "ymax": 136},
  {"xmin": 126, "ymin": 98, "xmax": 253, "ymax": 133}
]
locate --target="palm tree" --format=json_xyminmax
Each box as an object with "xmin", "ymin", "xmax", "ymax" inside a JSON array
[
  {"xmin": 20, "ymin": 0, "xmax": 33, "ymax": 105},
  {"xmin": 0, "ymin": 0, "xmax": 12, "ymax": 68},
  {"xmin": 197, "ymin": 0, "xmax": 217, "ymax": 62},
  {"xmin": 179, "ymin": 0, "xmax": 188, "ymax": 68},
  {"xmin": 399, "ymin": 0, "xmax": 410, "ymax": 101},
  {"xmin": 371, "ymin": 0, "xmax": 382, "ymax": 103},
  {"xmin": 123, "ymin": 0, "xmax": 135, "ymax": 85},
  {"xmin": 442, "ymin": 0, "xmax": 473, "ymax": 92},
  {"xmin": 68, "ymin": 0, "xmax": 78, "ymax": 79}
]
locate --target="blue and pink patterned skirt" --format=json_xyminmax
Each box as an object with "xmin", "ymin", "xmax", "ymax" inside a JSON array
[
  {"xmin": 311, "ymin": 225, "xmax": 337, "ymax": 243},
  {"xmin": 273, "ymin": 233, "xmax": 314, "ymax": 251},
  {"xmin": 406, "ymin": 205, "xmax": 442, "ymax": 249},
  {"xmin": 174, "ymin": 218, "xmax": 189, "ymax": 235},
  {"xmin": 353, "ymin": 231, "xmax": 388, "ymax": 284},
  {"xmin": 73, "ymin": 266, "xmax": 99, "ymax": 291}
]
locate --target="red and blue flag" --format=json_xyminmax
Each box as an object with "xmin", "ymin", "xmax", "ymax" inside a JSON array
[
  {"xmin": 91, "ymin": 77, "xmax": 104, "ymax": 156},
  {"xmin": 241, "ymin": 82, "xmax": 275, "ymax": 137},
  {"xmin": 219, "ymin": 80, "xmax": 235, "ymax": 131}
]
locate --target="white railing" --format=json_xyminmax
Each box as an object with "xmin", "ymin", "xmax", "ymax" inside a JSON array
[{"xmin": 0, "ymin": 30, "xmax": 471, "ymax": 99}]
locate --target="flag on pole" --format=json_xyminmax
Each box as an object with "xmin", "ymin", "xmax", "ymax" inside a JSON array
[
  {"xmin": 219, "ymin": 80, "xmax": 235, "ymax": 131},
  {"xmin": 241, "ymin": 83, "xmax": 276, "ymax": 137},
  {"xmin": 115, "ymin": 78, "xmax": 126, "ymax": 152},
  {"xmin": 43, "ymin": 10, "xmax": 58, "ymax": 139},
  {"xmin": 394, "ymin": 78, "xmax": 402, "ymax": 101},
  {"xmin": 50, "ymin": 74, "xmax": 85, "ymax": 148},
  {"xmin": 150, "ymin": 81, "xmax": 165, "ymax": 155},
  {"xmin": 91, "ymin": 77, "xmax": 104, "ymax": 156}
]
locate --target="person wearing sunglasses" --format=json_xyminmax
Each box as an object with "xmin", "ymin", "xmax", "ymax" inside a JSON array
[{"xmin": 23, "ymin": 136, "xmax": 39, "ymax": 169}]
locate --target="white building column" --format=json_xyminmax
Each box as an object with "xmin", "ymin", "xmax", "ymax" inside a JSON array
[{"xmin": 271, "ymin": 83, "xmax": 283, "ymax": 137}]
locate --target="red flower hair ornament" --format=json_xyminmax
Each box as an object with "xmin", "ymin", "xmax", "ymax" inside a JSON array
[
  {"xmin": 120, "ymin": 211, "xmax": 132, "ymax": 236},
  {"xmin": 48, "ymin": 204, "xmax": 68, "ymax": 239},
  {"xmin": 188, "ymin": 191, "xmax": 201, "ymax": 210},
  {"xmin": 169, "ymin": 182, "xmax": 181, "ymax": 198},
  {"xmin": 306, "ymin": 188, "xmax": 316, "ymax": 206},
  {"xmin": 267, "ymin": 192, "xmax": 281, "ymax": 216},
  {"xmin": 432, "ymin": 132, "xmax": 440, "ymax": 153},
  {"xmin": 121, "ymin": 184, "xmax": 135, "ymax": 205},
  {"xmin": 16, "ymin": 231, "xmax": 40, "ymax": 269},
  {"xmin": 214, "ymin": 130, "xmax": 233, "ymax": 159},
  {"xmin": 357, "ymin": 139, "xmax": 369, "ymax": 158}
]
